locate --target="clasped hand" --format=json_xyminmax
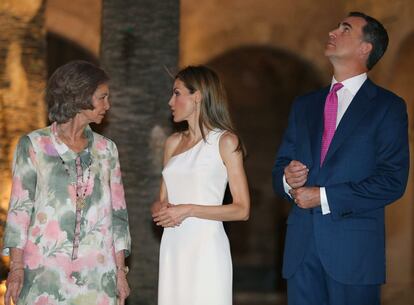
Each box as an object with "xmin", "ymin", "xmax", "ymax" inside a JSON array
[
  {"xmin": 152, "ymin": 204, "xmax": 191, "ymax": 228},
  {"xmin": 289, "ymin": 187, "xmax": 320, "ymax": 209},
  {"xmin": 284, "ymin": 160, "xmax": 308, "ymax": 188},
  {"xmin": 285, "ymin": 160, "xmax": 320, "ymax": 209}
]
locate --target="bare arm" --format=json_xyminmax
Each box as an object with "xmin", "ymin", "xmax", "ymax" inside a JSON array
[
  {"xmin": 151, "ymin": 134, "xmax": 181, "ymax": 214},
  {"xmin": 151, "ymin": 179, "xmax": 169, "ymax": 214},
  {"xmin": 115, "ymin": 250, "xmax": 130, "ymax": 305},
  {"xmin": 153, "ymin": 132, "xmax": 250, "ymax": 226},
  {"xmin": 5, "ymin": 248, "xmax": 24, "ymax": 305}
]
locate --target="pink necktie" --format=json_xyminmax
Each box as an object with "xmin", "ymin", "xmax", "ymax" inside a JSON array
[{"xmin": 320, "ymin": 82, "xmax": 343, "ymax": 165}]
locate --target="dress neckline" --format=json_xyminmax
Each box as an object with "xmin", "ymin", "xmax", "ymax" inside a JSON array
[
  {"xmin": 169, "ymin": 129, "xmax": 216, "ymax": 160},
  {"xmin": 50, "ymin": 122, "xmax": 93, "ymax": 164}
]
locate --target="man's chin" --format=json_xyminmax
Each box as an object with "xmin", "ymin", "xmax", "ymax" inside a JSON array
[{"xmin": 324, "ymin": 49, "xmax": 335, "ymax": 58}]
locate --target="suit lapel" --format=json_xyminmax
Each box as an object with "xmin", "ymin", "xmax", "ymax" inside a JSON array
[
  {"xmin": 308, "ymin": 87, "xmax": 329, "ymax": 169},
  {"xmin": 322, "ymin": 79, "xmax": 377, "ymax": 166}
]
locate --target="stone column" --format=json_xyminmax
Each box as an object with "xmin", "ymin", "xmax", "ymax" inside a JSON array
[{"xmin": 100, "ymin": 0, "xmax": 179, "ymax": 303}]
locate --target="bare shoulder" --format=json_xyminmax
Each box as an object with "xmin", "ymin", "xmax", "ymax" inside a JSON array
[
  {"xmin": 165, "ymin": 132, "xmax": 182, "ymax": 147},
  {"xmin": 164, "ymin": 132, "xmax": 183, "ymax": 161},
  {"xmin": 219, "ymin": 131, "xmax": 240, "ymax": 156}
]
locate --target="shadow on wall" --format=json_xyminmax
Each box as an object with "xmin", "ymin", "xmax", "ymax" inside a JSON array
[{"xmin": 208, "ymin": 46, "xmax": 324, "ymax": 292}]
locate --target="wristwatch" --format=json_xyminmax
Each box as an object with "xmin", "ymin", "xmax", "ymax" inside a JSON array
[{"xmin": 117, "ymin": 266, "xmax": 129, "ymax": 274}]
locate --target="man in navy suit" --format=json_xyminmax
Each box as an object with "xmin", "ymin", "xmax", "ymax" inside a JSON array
[{"xmin": 272, "ymin": 12, "xmax": 409, "ymax": 305}]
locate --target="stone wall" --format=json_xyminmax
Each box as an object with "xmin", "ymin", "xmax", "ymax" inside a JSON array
[{"xmin": 2, "ymin": 0, "xmax": 412, "ymax": 299}]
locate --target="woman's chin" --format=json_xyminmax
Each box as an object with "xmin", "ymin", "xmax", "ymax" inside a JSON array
[{"xmin": 93, "ymin": 117, "xmax": 104, "ymax": 125}]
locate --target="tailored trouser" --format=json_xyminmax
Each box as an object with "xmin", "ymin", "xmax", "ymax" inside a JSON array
[{"xmin": 287, "ymin": 222, "xmax": 381, "ymax": 305}]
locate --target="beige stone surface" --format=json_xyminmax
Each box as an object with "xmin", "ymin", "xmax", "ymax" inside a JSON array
[
  {"xmin": 45, "ymin": 0, "xmax": 101, "ymax": 56},
  {"xmin": 1, "ymin": 0, "xmax": 413, "ymax": 300}
]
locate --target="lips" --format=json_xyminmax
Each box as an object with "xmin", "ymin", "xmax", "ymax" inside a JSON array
[{"xmin": 326, "ymin": 40, "xmax": 336, "ymax": 47}]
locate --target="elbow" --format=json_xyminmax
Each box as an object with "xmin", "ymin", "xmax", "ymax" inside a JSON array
[
  {"xmin": 239, "ymin": 205, "xmax": 250, "ymax": 221},
  {"xmin": 241, "ymin": 213, "xmax": 249, "ymax": 221},
  {"xmin": 232, "ymin": 200, "xmax": 250, "ymax": 221},
  {"xmin": 392, "ymin": 176, "xmax": 409, "ymax": 201},
  {"xmin": 395, "ymin": 185, "xmax": 407, "ymax": 201}
]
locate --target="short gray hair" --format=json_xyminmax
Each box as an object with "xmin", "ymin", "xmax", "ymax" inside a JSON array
[{"xmin": 46, "ymin": 60, "xmax": 109, "ymax": 123}]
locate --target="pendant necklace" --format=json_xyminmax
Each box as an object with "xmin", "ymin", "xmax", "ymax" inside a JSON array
[
  {"xmin": 54, "ymin": 124, "xmax": 93, "ymax": 209},
  {"xmin": 61, "ymin": 156, "xmax": 92, "ymax": 209}
]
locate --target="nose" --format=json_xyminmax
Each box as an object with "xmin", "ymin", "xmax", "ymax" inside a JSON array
[
  {"xmin": 168, "ymin": 96, "xmax": 174, "ymax": 107},
  {"xmin": 104, "ymin": 98, "xmax": 111, "ymax": 110},
  {"xmin": 329, "ymin": 26, "xmax": 340, "ymax": 38}
]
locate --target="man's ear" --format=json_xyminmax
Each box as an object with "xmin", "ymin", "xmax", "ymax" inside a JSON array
[{"xmin": 360, "ymin": 41, "xmax": 373, "ymax": 57}]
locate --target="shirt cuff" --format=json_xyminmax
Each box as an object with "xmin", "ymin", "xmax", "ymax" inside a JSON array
[
  {"xmin": 283, "ymin": 174, "xmax": 293, "ymax": 198},
  {"xmin": 320, "ymin": 187, "xmax": 330, "ymax": 215}
]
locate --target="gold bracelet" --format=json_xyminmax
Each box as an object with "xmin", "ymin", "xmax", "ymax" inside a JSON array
[{"xmin": 116, "ymin": 266, "xmax": 129, "ymax": 274}]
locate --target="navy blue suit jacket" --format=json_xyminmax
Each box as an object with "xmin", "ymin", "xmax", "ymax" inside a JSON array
[{"xmin": 272, "ymin": 79, "xmax": 409, "ymax": 285}]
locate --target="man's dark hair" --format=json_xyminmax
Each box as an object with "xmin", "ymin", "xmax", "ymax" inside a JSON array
[
  {"xmin": 46, "ymin": 60, "xmax": 109, "ymax": 123},
  {"xmin": 349, "ymin": 12, "xmax": 389, "ymax": 70}
]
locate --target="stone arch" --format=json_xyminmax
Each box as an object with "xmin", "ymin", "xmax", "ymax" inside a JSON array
[
  {"xmin": 385, "ymin": 32, "xmax": 414, "ymax": 299},
  {"xmin": 207, "ymin": 46, "xmax": 323, "ymax": 292},
  {"xmin": 45, "ymin": 0, "xmax": 101, "ymax": 57},
  {"xmin": 46, "ymin": 32, "xmax": 98, "ymax": 77}
]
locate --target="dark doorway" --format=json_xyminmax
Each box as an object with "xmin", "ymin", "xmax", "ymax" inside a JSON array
[
  {"xmin": 47, "ymin": 32, "xmax": 98, "ymax": 78},
  {"xmin": 208, "ymin": 46, "xmax": 323, "ymax": 294}
]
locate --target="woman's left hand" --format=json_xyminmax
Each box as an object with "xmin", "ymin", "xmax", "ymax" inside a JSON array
[
  {"xmin": 153, "ymin": 204, "xmax": 191, "ymax": 227},
  {"xmin": 116, "ymin": 269, "xmax": 130, "ymax": 305}
]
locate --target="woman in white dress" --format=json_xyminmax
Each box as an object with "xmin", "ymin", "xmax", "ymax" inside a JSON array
[{"xmin": 152, "ymin": 65, "xmax": 250, "ymax": 305}]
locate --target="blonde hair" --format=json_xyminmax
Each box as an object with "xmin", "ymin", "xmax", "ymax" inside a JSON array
[{"xmin": 175, "ymin": 65, "xmax": 245, "ymax": 155}]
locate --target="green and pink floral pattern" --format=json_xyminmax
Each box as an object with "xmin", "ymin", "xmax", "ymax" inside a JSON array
[{"xmin": 3, "ymin": 125, "xmax": 131, "ymax": 305}]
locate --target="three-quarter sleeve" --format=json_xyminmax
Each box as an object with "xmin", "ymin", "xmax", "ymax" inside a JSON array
[
  {"xmin": 3, "ymin": 136, "xmax": 37, "ymax": 256},
  {"xmin": 109, "ymin": 143, "xmax": 131, "ymax": 257}
]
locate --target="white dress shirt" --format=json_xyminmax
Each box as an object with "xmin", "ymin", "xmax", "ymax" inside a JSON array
[{"xmin": 283, "ymin": 72, "xmax": 367, "ymax": 215}]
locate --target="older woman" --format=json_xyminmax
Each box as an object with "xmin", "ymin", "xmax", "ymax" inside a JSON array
[{"xmin": 3, "ymin": 61, "xmax": 131, "ymax": 305}]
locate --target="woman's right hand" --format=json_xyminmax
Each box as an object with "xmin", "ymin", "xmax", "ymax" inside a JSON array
[
  {"xmin": 5, "ymin": 267, "xmax": 24, "ymax": 305},
  {"xmin": 151, "ymin": 200, "xmax": 168, "ymax": 215}
]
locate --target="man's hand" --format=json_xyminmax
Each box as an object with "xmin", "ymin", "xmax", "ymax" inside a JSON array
[
  {"xmin": 284, "ymin": 160, "xmax": 309, "ymax": 189},
  {"xmin": 289, "ymin": 187, "xmax": 320, "ymax": 209}
]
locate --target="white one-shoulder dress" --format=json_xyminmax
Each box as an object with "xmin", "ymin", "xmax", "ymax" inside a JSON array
[{"xmin": 158, "ymin": 129, "xmax": 232, "ymax": 305}]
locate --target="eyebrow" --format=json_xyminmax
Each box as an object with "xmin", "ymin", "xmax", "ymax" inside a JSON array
[{"xmin": 340, "ymin": 22, "xmax": 353, "ymax": 29}]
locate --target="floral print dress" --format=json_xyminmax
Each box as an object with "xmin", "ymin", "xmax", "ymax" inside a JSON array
[{"xmin": 3, "ymin": 124, "xmax": 131, "ymax": 305}]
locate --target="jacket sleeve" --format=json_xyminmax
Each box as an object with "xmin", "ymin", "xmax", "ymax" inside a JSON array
[
  {"xmin": 109, "ymin": 142, "xmax": 131, "ymax": 256},
  {"xmin": 326, "ymin": 97, "xmax": 409, "ymax": 219},
  {"xmin": 272, "ymin": 99, "xmax": 298, "ymax": 203},
  {"xmin": 3, "ymin": 136, "xmax": 37, "ymax": 255}
]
